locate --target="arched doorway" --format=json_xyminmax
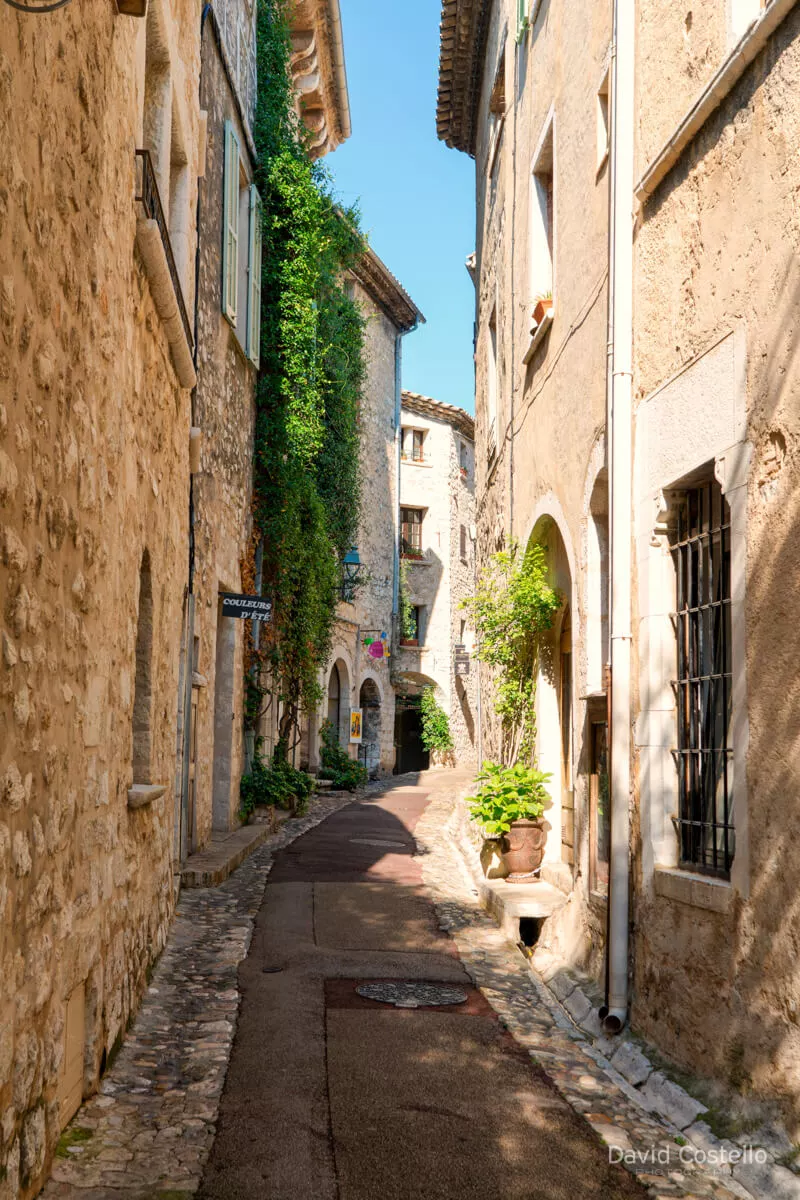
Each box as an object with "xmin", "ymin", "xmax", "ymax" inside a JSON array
[
  {"xmin": 327, "ymin": 664, "xmax": 341, "ymax": 743},
  {"xmin": 359, "ymin": 678, "xmax": 382, "ymax": 778},
  {"xmin": 529, "ymin": 514, "xmax": 574, "ymax": 871}
]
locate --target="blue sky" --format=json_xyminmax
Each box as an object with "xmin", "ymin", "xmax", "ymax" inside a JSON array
[{"xmin": 329, "ymin": 0, "xmax": 477, "ymax": 414}]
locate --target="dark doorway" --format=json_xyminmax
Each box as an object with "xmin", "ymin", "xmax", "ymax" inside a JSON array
[{"xmin": 394, "ymin": 698, "xmax": 430, "ymax": 775}]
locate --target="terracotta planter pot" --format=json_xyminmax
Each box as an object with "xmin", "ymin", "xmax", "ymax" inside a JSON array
[
  {"xmin": 532, "ymin": 298, "xmax": 552, "ymax": 327},
  {"xmin": 501, "ymin": 819, "xmax": 546, "ymax": 884}
]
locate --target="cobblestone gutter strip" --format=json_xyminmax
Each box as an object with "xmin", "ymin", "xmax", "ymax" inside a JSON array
[
  {"xmin": 40, "ymin": 791, "xmax": 356, "ymax": 1200},
  {"xmin": 415, "ymin": 787, "xmax": 756, "ymax": 1200}
]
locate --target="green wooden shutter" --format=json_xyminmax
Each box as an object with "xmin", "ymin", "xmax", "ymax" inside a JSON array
[
  {"xmin": 516, "ymin": 0, "xmax": 528, "ymax": 41},
  {"xmin": 247, "ymin": 185, "xmax": 262, "ymax": 367},
  {"xmin": 222, "ymin": 121, "xmax": 240, "ymax": 325}
]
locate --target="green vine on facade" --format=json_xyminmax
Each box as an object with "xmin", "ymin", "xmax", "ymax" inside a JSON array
[
  {"xmin": 398, "ymin": 556, "xmax": 415, "ymax": 641},
  {"xmin": 248, "ymin": 0, "xmax": 367, "ymax": 751},
  {"xmin": 461, "ymin": 539, "xmax": 561, "ymax": 765},
  {"xmin": 420, "ymin": 687, "xmax": 454, "ymax": 758}
]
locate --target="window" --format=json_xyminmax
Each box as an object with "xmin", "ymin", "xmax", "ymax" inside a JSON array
[
  {"xmin": 460, "ymin": 524, "xmax": 468, "ymax": 563},
  {"xmin": 402, "ymin": 606, "xmax": 422, "ymax": 646},
  {"xmin": 487, "ymin": 305, "xmax": 498, "ymax": 456},
  {"xmin": 488, "ymin": 51, "xmax": 506, "ymax": 179},
  {"xmin": 596, "ymin": 69, "xmax": 610, "ymax": 172},
  {"xmin": 729, "ymin": 0, "xmax": 769, "ymax": 43},
  {"xmin": 460, "ymin": 441, "xmax": 469, "ymax": 475},
  {"xmin": 400, "ymin": 507, "xmax": 424, "ymax": 557},
  {"xmin": 401, "ymin": 428, "xmax": 425, "ymax": 463},
  {"xmin": 515, "ymin": 0, "xmax": 529, "ymax": 42},
  {"xmin": 530, "ymin": 114, "xmax": 554, "ymax": 306},
  {"xmin": 133, "ymin": 551, "xmax": 154, "ymax": 785},
  {"xmin": 670, "ymin": 479, "xmax": 734, "ymax": 877},
  {"xmin": 222, "ymin": 122, "xmax": 263, "ymax": 366},
  {"xmin": 589, "ymin": 716, "xmax": 610, "ymax": 896},
  {"xmin": 222, "ymin": 122, "xmax": 240, "ymax": 324}
]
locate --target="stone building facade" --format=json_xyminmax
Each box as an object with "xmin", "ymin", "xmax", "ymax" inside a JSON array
[
  {"xmin": 395, "ymin": 393, "xmax": 478, "ymax": 771},
  {"xmin": 187, "ymin": 5, "xmax": 259, "ymax": 858},
  {"xmin": 0, "ymin": 0, "xmax": 352, "ymax": 1195},
  {"xmin": 438, "ymin": 0, "xmax": 800, "ymax": 1130},
  {"xmin": 302, "ymin": 249, "xmax": 423, "ymax": 779},
  {"xmin": 0, "ymin": 3, "xmax": 203, "ymax": 1195}
]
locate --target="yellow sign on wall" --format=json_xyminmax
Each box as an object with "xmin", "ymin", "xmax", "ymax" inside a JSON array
[{"xmin": 350, "ymin": 709, "xmax": 363, "ymax": 743}]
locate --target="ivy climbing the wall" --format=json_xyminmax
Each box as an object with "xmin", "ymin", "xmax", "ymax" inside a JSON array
[
  {"xmin": 461, "ymin": 539, "xmax": 561, "ymax": 766},
  {"xmin": 247, "ymin": 0, "xmax": 367, "ymax": 752}
]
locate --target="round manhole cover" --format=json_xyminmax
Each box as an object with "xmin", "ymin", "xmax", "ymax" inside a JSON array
[{"xmin": 356, "ymin": 982, "xmax": 469, "ymax": 1009}]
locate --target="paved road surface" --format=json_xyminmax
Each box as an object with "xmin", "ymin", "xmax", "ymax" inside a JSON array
[{"xmin": 197, "ymin": 777, "xmax": 645, "ymax": 1200}]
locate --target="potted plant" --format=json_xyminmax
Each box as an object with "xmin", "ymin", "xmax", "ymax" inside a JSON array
[
  {"xmin": 466, "ymin": 761, "xmax": 551, "ymax": 883},
  {"xmin": 532, "ymin": 290, "xmax": 553, "ymax": 329}
]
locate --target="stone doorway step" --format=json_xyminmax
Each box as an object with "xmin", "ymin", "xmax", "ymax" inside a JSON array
[{"xmin": 180, "ymin": 811, "xmax": 293, "ymax": 888}]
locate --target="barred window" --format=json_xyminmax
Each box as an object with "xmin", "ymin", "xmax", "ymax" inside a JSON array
[{"xmin": 670, "ymin": 478, "xmax": 734, "ymax": 877}]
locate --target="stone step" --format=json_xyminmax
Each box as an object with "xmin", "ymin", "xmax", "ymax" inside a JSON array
[{"xmin": 180, "ymin": 811, "xmax": 292, "ymax": 888}]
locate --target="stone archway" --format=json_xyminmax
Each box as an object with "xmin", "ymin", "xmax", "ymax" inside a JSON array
[
  {"xmin": 359, "ymin": 677, "xmax": 382, "ymax": 778},
  {"xmin": 528, "ymin": 515, "xmax": 575, "ymax": 873}
]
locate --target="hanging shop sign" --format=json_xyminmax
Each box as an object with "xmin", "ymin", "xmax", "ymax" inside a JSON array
[
  {"xmin": 350, "ymin": 709, "xmax": 363, "ymax": 744},
  {"xmin": 454, "ymin": 644, "xmax": 471, "ymax": 676},
  {"xmin": 220, "ymin": 593, "xmax": 273, "ymax": 622}
]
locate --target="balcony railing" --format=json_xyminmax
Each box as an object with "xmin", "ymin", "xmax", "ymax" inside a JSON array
[{"xmin": 135, "ymin": 149, "xmax": 193, "ymax": 353}]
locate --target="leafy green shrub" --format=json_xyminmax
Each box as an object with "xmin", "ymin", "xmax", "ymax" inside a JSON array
[
  {"xmin": 240, "ymin": 749, "xmax": 313, "ymax": 820},
  {"xmin": 466, "ymin": 762, "xmax": 552, "ymax": 836},
  {"xmin": 461, "ymin": 539, "xmax": 560, "ymax": 764},
  {"xmin": 420, "ymin": 687, "xmax": 454, "ymax": 756},
  {"xmin": 319, "ymin": 719, "xmax": 367, "ymax": 791}
]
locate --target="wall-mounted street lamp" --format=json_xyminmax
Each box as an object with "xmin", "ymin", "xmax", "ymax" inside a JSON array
[
  {"xmin": 4, "ymin": 0, "xmax": 72, "ymax": 11},
  {"xmin": 340, "ymin": 548, "xmax": 363, "ymax": 604}
]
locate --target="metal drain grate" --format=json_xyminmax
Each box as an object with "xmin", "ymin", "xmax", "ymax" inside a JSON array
[{"xmin": 355, "ymin": 981, "xmax": 469, "ymax": 1009}]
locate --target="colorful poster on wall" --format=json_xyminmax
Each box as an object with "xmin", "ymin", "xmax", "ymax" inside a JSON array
[{"xmin": 350, "ymin": 709, "xmax": 363, "ymax": 743}]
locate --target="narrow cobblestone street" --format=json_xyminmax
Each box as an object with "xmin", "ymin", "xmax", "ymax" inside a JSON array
[{"xmin": 42, "ymin": 771, "xmax": 749, "ymax": 1200}]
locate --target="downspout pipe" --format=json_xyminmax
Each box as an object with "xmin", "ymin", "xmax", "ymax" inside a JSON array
[
  {"xmin": 391, "ymin": 332, "xmax": 404, "ymax": 627},
  {"xmin": 603, "ymin": 0, "xmax": 635, "ymax": 1035}
]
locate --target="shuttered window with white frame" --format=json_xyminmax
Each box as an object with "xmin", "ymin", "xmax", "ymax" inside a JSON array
[
  {"xmin": 222, "ymin": 120, "xmax": 240, "ymax": 324},
  {"xmin": 247, "ymin": 184, "xmax": 263, "ymax": 368}
]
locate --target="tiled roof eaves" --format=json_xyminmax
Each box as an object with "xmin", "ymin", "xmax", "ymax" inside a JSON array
[
  {"xmin": 436, "ymin": 0, "xmax": 489, "ymax": 158},
  {"xmin": 402, "ymin": 390, "xmax": 475, "ymax": 439},
  {"xmin": 352, "ymin": 247, "xmax": 425, "ymax": 334}
]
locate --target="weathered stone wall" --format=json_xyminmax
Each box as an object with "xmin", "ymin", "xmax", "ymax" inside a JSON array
[
  {"xmin": 632, "ymin": 2, "xmax": 800, "ymax": 1126},
  {"xmin": 0, "ymin": 4, "xmax": 201, "ymax": 1194},
  {"xmin": 192, "ymin": 19, "xmax": 257, "ymax": 847},
  {"xmin": 470, "ymin": 0, "xmax": 612, "ymax": 968},
  {"xmin": 308, "ymin": 282, "xmax": 399, "ymax": 777}
]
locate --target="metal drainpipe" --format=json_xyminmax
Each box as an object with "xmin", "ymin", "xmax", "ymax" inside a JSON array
[
  {"xmin": 602, "ymin": 0, "xmax": 635, "ymax": 1035},
  {"xmin": 392, "ymin": 332, "xmax": 403, "ymax": 629}
]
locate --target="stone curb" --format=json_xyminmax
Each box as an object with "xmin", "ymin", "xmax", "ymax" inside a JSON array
[
  {"xmin": 415, "ymin": 785, "xmax": 762, "ymax": 1200},
  {"xmin": 38, "ymin": 788, "xmax": 357, "ymax": 1200},
  {"xmin": 446, "ymin": 788, "xmax": 800, "ymax": 1200}
]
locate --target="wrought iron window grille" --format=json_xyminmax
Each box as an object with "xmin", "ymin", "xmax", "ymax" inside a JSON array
[
  {"xmin": 135, "ymin": 148, "xmax": 194, "ymax": 353},
  {"xmin": 669, "ymin": 479, "xmax": 734, "ymax": 877}
]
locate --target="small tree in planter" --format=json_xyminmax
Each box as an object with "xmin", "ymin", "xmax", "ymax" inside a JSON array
[
  {"xmin": 466, "ymin": 762, "xmax": 552, "ymax": 882},
  {"xmin": 420, "ymin": 687, "xmax": 454, "ymax": 766}
]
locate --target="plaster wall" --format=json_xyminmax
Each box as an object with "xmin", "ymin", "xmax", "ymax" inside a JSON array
[
  {"xmin": 397, "ymin": 409, "xmax": 477, "ymax": 767},
  {"xmin": 632, "ymin": 0, "xmax": 800, "ymax": 1125},
  {"xmin": 0, "ymin": 3, "xmax": 202, "ymax": 1193},
  {"xmin": 470, "ymin": 0, "xmax": 612, "ymax": 972}
]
